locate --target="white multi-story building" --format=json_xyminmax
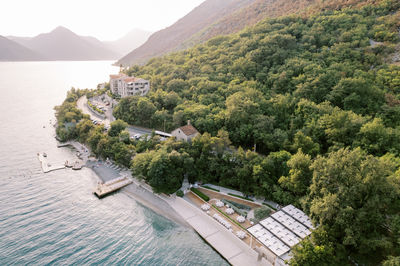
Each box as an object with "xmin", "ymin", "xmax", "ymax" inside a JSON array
[{"xmin": 109, "ymin": 73, "xmax": 150, "ymax": 97}]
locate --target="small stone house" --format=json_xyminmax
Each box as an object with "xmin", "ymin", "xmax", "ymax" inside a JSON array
[{"xmin": 171, "ymin": 121, "xmax": 199, "ymax": 142}]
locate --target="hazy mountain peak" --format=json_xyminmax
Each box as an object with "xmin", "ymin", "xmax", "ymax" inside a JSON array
[
  {"xmin": 7, "ymin": 26, "xmax": 120, "ymax": 61},
  {"xmin": 104, "ymin": 28, "xmax": 152, "ymax": 56},
  {"xmin": 52, "ymin": 26, "xmax": 71, "ymax": 33}
]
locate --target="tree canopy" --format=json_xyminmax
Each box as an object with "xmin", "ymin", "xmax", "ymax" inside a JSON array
[{"xmin": 55, "ymin": 1, "xmax": 400, "ymax": 264}]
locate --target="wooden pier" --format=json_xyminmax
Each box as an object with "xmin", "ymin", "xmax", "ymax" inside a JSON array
[{"xmin": 94, "ymin": 176, "xmax": 133, "ymax": 198}]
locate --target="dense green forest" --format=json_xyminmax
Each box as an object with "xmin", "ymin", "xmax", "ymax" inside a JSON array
[
  {"xmin": 122, "ymin": 1, "xmax": 400, "ymax": 264},
  {"xmin": 117, "ymin": 1, "xmax": 400, "ymax": 155},
  {"xmin": 55, "ymin": 1, "xmax": 400, "ymax": 264}
]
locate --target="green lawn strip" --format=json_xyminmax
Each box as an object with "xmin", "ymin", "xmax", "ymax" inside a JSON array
[
  {"xmin": 223, "ymin": 199, "xmax": 252, "ymax": 211},
  {"xmin": 201, "ymin": 185, "xmax": 220, "ymax": 192},
  {"xmin": 227, "ymin": 193, "xmax": 254, "ymax": 202},
  {"xmin": 211, "ymin": 204, "xmax": 247, "ymax": 231}
]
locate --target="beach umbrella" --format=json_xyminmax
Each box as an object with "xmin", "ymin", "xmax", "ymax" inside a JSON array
[
  {"xmin": 226, "ymin": 208, "xmax": 234, "ymax": 215},
  {"xmin": 216, "ymin": 201, "xmax": 224, "ymax": 207},
  {"xmin": 236, "ymin": 216, "xmax": 245, "ymax": 223}
]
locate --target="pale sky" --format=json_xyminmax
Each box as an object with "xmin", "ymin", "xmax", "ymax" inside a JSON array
[{"xmin": 0, "ymin": 0, "xmax": 205, "ymax": 41}]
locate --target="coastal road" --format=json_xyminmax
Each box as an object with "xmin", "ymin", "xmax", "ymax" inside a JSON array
[
  {"xmin": 77, "ymin": 95, "xmax": 152, "ymax": 137},
  {"xmin": 77, "ymin": 95, "xmax": 111, "ymax": 126},
  {"xmin": 126, "ymin": 125, "xmax": 152, "ymax": 137}
]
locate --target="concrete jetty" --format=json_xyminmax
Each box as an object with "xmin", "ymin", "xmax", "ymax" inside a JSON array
[
  {"xmin": 94, "ymin": 176, "xmax": 133, "ymax": 198},
  {"xmin": 37, "ymin": 153, "xmax": 65, "ymax": 173}
]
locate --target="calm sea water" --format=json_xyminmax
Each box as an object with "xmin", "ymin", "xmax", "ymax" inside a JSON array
[{"xmin": 0, "ymin": 61, "xmax": 227, "ymax": 265}]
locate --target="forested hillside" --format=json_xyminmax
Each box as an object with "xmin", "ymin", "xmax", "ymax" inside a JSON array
[
  {"xmin": 117, "ymin": 0, "xmax": 256, "ymax": 66},
  {"xmin": 114, "ymin": 1, "xmax": 400, "ymax": 264},
  {"xmin": 185, "ymin": 0, "xmax": 388, "ymax": 46},
  {"xmin": 118, "ymin": 1, "xmax": 400, "ymax": 154},
  {"xmin": 118, "ymin": 0, "xmax": 393, "ymax": 66}
]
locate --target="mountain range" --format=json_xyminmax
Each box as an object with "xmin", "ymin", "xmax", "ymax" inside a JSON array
[
  {"xmin": 1, "ymin": 26, "xmax": 151, "ymax": 61},
  {"xmin": 0, "ymin": 36, "xmax": 42, "ymax": 61},
  {"xmin": 1, "ymin": 0, "xmax": 380, "ymax": 63}
]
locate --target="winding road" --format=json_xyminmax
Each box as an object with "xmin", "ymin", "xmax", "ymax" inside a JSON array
[{"xmin": 76, "ymin": 95, "xmax": 152, "ymax": 136}]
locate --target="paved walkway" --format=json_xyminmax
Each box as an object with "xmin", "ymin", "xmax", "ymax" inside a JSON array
[{"xmin": 165, "ymin": 196, "xmax": 272, "ymax": 266}]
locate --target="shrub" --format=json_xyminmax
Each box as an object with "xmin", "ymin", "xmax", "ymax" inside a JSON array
[
  {"xmin": 202, "ymin": 185, "xmax": 220, "ymax": 192},
  {"xmin": 228, "ymin": 193, "xmax": 254, "ymax": 201},
  {"xmin": 254, "ymin": 206, "xmax": 273, "ymax": 221},
  {"xmin": 176, "ymin": 190, "xmax": 184, "ymax": 197},
  {"xmin": 88, "ymin": 100, "xmax": 104, "ymax": 114},
  {"xmin": 221, "ymin": 199, "xmax": 248, "ymax": 217},
  {"xmin": 191, "ymin": 187, "xmax": 210, "ymax": 202},
  {"xmin": 223, "ymin": 199, "xmax": 252, "ymax": 211}
]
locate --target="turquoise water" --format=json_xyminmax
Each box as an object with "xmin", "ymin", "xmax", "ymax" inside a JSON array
[{"xmin": 0, "ymin": 61, "xmax": 227, "ymax": 265}]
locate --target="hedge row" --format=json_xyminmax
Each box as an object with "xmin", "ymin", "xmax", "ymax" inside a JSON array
[
  {"xmin": 191, "ymin": 187, "xmax": 210, "ymax": 202},
  {"xmin": 223, "ymin": 199, "xmax": 252, "ymax": 211},
  {"xmin": 227, "ymin": 193, "xmax": 254, "ymax": 202},
  {"xmin": 221, "ymin": 199, "xmax": 248, "ymax": 217},
  {"xmin": 202, "ymin": 185, "xmax": 220, "ymax": 192}
]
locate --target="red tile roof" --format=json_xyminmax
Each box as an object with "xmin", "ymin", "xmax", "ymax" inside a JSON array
[
  {"xmin": 124, "ymin": 77, "xmax": 146, "ymax": 83},
  {"xmin": 110, "ymin": 73, "xmax": 126, "ymax": 79},
  {"xmin": 124, "ymin": 77, "xmax": 135, "ymax": 82},
  {"xmin": 179, "ymin": 124, "xmax": 199, "ymax": 136}
]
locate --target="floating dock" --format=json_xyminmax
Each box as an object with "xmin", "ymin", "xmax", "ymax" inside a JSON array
[
  {"xmin": 37, "ymin": 153, "xmax": 66, "ymax": 173},
  {"xmin": 94, "ymin": 176, "xmax": 133, "ymax": 198}
]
